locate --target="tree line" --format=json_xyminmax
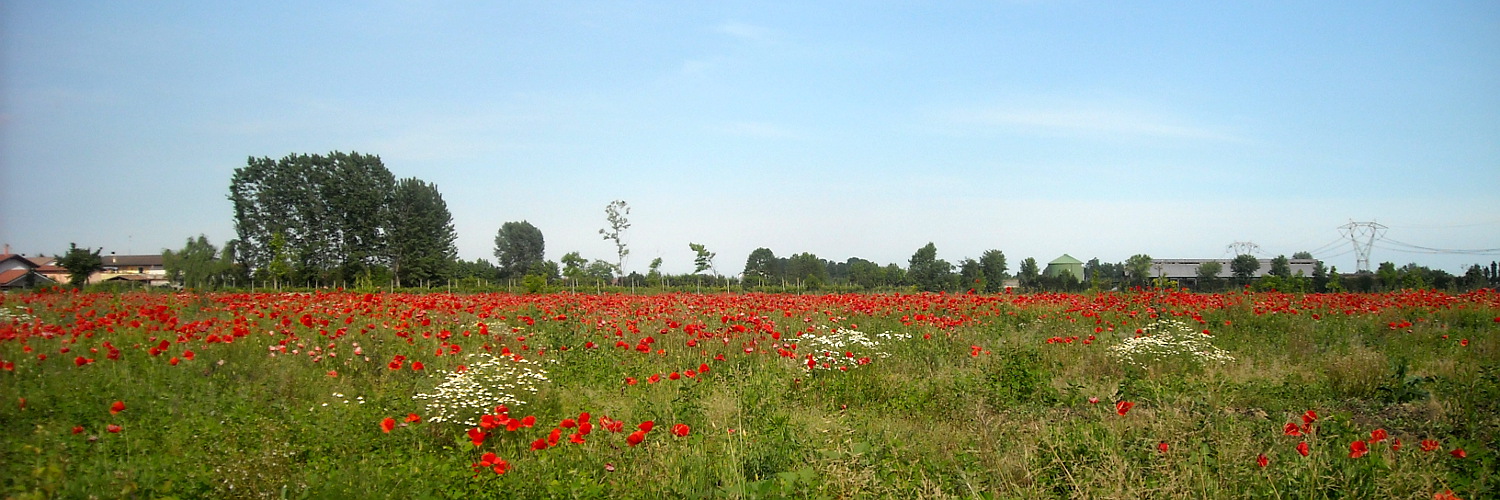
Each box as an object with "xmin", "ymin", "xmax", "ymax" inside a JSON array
[{"xmin": 35, "ymin": 151, "xmax": 1500, "ymax": 294}]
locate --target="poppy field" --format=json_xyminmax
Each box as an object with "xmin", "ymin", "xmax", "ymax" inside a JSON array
[{"xmin": 1, "ymin": 288, "xmax": 1497, "ymax": 498}]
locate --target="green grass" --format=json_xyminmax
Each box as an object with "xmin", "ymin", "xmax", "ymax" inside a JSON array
[{"xmin": 1, "ymin": 289, "xmax": 1495, "ymax": 498}]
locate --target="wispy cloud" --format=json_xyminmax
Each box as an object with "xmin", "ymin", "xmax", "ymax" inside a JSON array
[{"xmin": 944, "ymin": 105, "xmax": 1247, "ymax": 143}]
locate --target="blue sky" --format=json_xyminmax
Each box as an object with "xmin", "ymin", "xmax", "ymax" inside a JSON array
[{"xmin": 3, "ymin": 1, "xmax": 1497, "ymax": 275}]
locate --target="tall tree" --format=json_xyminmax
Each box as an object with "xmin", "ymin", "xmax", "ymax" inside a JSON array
[
  {"xmin": 847, "ymin": 258, "xmax": 882, "ymax": 290},
  {"xmin": 785, "ymin": 253, "xmax": 827, "ymax": 282},
  {"xmin": 907, "ymin": 243, "xmax": 955, "ymax": 292},
  {"xmin": 1195, "ymin": 261, "xmax": 1223, "ymax": 292},
  {"xmin": 1018, "ymin": 257, "xmax": 1040, "ymax": 290},
  {"xmin": 229, "ymin": 152, "xmax": 397, "ymax": 281},
  {"xmin": 979, "ymin": 250, "xmax": 1008, "ymax": 293},
  {"xmin": 1268, "ymin": 255, "xmax": 1292, "ymax": 278},
  {"xmin": 1124, "ymin": 254, "xmax": 1154, "ymax": 288},
  {"xmin": 599, "ymin": 200, "xmax": 630, "ymax": 274},
  {"xmin": 561, "ymin": 252, "xmax": 588, "ymax": 284},
  {"xmin": 1230, "ymin": 254, "xmax": 1260, "ymax": 285},
  {"xmin": 162, "ymin": 235, "xmax": 224, "ymax": 289},
  {"xmin": 57, "ymin": 243, "xmax": 103, "ymax": 288},
  {"xmin": 389, "ymin": 178, "xmax": 458, "ymax": 286},
  {"xmin": 493, "ymin": 221, "xmax": 545, "ymax": 279},
  {"xmin": 744, "ymin": 248, "xmax": 778, "ymax": 280},
  {"xmin": 958, "ymin": 258, "xmax": 983, "ymax": 292},
  {"xmin": 689, "ymin": 243, "xmax": 717, "ymax": 276}
]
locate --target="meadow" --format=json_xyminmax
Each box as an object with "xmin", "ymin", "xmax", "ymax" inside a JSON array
[{"xmin": 1, "ymin": 288, "xmax": 1495, "ymax": 499}]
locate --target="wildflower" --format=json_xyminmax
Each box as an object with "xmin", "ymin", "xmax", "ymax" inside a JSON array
[
  {"xmin": 638, "ymin": 420, "xmax": 654, "ymax": 433},
  {"xmin": 1370, "ymin": 429, "xmax": 1387, "ymax": 443},
  {"xmin": 468, "ymin": 427, "xmax": 487, "ymax": 446},
  {"xmin": 1433, "ymin": 490, "xmax": 1463, "ymax": 500},
  {"xmin": 1157, "ymin": 442, "xmax": 1169, "ymax": 454},
  {"xmin": 405, "ymin": 413, "xmax": 421, "ymax": 423},
  {"xmin": 1116, "ymin": 401, "xmax": 1134, "ymax": 416},
  {"xmin": 672, "ymin": 423, "xmax": 691, "ymax": 437},
  {"xmin": 107, "ymin": 424, "xmax": 122, "ymax": 433},
  {"xmin": 530, "ymin": 438, "xmax": 547, "ymax": 450},
  {"xmin": 72, "ymin": 426, "xmax": 84, "ymax": 435},
  {"xmin": 1297, "ymin": 441, "xmax": 1310, "ymax": 457},
  {"xmin": 1088, "ymin": 397, "xmax": 1099, "ymax": 404},
  {"xmin": 1450, "ymin": 448, "xmax": 1467, "ymax": 459},
  {"xmin": 474, "ymin": 452, "xmax": 509, "ymax": 475},
  {"xmin": 569, "ymin": 433, "xmax": 586, "ymax": 444},
  {"xmin": 1392, "ymin": 438, "xmax": 1402, "ymax": 451},
  {"xmin": 380, "ymin": 418, "xmax": 396, "ymax": 434},
  {"xmin": 1421, "ymin": 440, "xmax": 1441, "ymax": 452},
  {"xmin": 560, "ymin": 418, "xmax": 577, "ymax": 428},
  {"xmin": 1257, "ymin": 454, "xmax": 1269, "ymax": 467},
  {"xmin": 626, "ymin": 430, "xmax": 646, "ymax": 446},
  {"xmin": 1283, "ymin": 423, "xmax": 1303, "ymax": 437},
  {"xmin": 1301, "ymin": 410, "xmax": 1318, "ymax": 425},
  {"xmin": 1349, "ymin": 440, "xmax": 1369, "ymax": 458},
  {"xmin": 110, "ymin": 401, "xmax": 126, "ymax": 415}
]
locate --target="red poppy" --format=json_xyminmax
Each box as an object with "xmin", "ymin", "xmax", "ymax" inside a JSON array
[
  {"xmin": 699, "ymin": 363, "xmax": 710, "ymax": 373},
  {"xmin": 626, "ymin": 430, "xmax": 646, "ymax": 446},
  {"xmin": 531, "ymin": 438, "xmax": 547, "ymax": 450},
  {"xmin": 1157, "ymin": 442, "xmax": 1169, "ymax": 454},
  {"xmin": 411, "ymin": 361, "xmax": 424, "ymax": 371},
  {"xmin": 475, "ymin": 452, "xmax": 509, "ymax": 475},
  {"xmin": 521, "ymin": 415, "xmax": 536, "ymax": 428},
  {"xmin": 110, "ymin": 401, "xmax": 126, "ymax": 415},
  {"xmin": 579, "ymin": 422, "xmax": 593, "ymax": 436},
  {"xmin": 467, "ymin": 427, "xmax": 487, "ymax": 446},
  {"xmin": 625, "ymin": 377, "xmax": 638, "ymax": 385},
  {"xmin": 560, "ymin": 418, "xmax": 577, "ymax": 428},
  {"xmin": 1370, "ymin": 429, "xmax": 1387, "ymax": 443},
  {"xmin": 1349, "ymin": 440, "xmax": 1369, "ymax": 458},
  {"xmin": 379, "ymin": 417, "xmax": 396, "ymax": 434},
  {"xmin": 327, "ymin": 370, "xmax": 338, "ymax": 377},
  {"xmin": 1434, "ymin": 490, "xmax": 1462, "ymax": 500},
  {"xmin": 569, "ymin": 432, "xmax": 586, "ymax": 444},
  {"xmin": 1451, "ymin": 448, "xmax": 1467, "ymax": 459},
  {"xmin": 1297, "ymin": 441, "xmax": 1310, "ymax": 457},
  {"xmin": 579, "ymin": 412, "xmax": 591, "ymax": 424},
  {"xmin": 1257, "ymin": 454, "xmax": 1269, "ymax": 467},
  {"xmin": 168, "ymin": 357, "xmax": 180, "ymax": 366},
  {"xmin": 1116, "ymin": 401, "xmax": 1134, "ymax": 416},
  {"xmin": 1088, "ymin": 397, "xmax": 1099, "ymax": 404},
  {"xmin": 638, "ymin": 420, "xmax": 655, "ymax": 433},
  {"xmin": 669, "ymin": 372, "xmax": 681, "ymax": 380},
  {"xmin": 106, "ymin": 424, "xmax": 121, "ymax": 433},
  {"xmin": 72, "ymin": 426, "xmax": 84, "ymax": 435},
  {"xmin": 1421, "ymin": 439, "xmax": 1441, "ymax": 452},
  {"xmin": 405, "ymin": 413, "xmax": 421, "ymax": 423},
  {"xmin": 1283, "ymin": 423, "xmax": 1303, "ymax": 437},
  {"xmin": 1391, "ymin": 438, "xmax": 1402, "ymax": 451},
  {"xmin": 1301, "ymin": 410, "xmax": 1318, "ymax": 425},
  {"xmin": 672, "ymin": 423, "xmax": 690, "ymax": 437}
]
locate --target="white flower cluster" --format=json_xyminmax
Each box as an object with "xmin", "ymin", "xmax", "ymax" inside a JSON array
[
  {"xmin": 799, "ymin": 328, "xmax": 911, "ymax": 371},
  {"xmin": 0, "ymin": 307, "xmax": 35, "ymax": 323},
  {"xmin": 1108, "ymin": 318, "xmax": 1235, "ymax": 369},
  {"xmin": 412, "ymin": 352, "xmax": 548, "ymax": 426}
]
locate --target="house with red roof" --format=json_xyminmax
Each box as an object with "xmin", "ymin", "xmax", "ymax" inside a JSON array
[{"xmin": 0, "ymin": 252, "xmax": 57, "ymax": 289}]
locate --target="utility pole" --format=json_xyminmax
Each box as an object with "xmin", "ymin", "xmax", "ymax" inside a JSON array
[{"xmin": 1338, "ymin": 221, "xmax": 1387, "ymax": 273}]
